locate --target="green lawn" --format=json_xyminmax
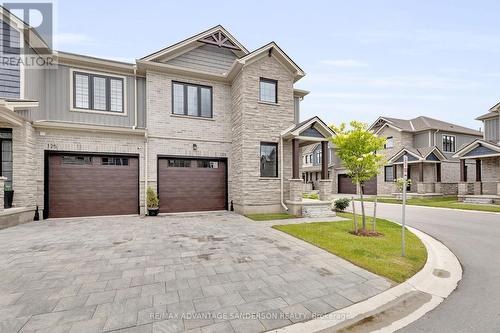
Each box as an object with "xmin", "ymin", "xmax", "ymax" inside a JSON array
[
  {"xmin": 245, "ymin": 213, "xmax": 297, "ymax": 221},
  {"xmin": 361, "ymin": 196, "xmax": 500, "ymax": 213},
  {"xmin": 303, "ymin": 193, "xmax": 320, "ymax": 200},
  {"xmin": 273, "ymin": 213, "xmax": 427, "ymax": 283}
]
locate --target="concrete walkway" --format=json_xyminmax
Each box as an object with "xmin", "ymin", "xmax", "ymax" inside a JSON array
[{"xmin": 0, "ymin": 212, "xmax": 391, "ymax": 333}]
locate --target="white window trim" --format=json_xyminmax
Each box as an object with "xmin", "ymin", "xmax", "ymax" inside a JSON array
[
  {"xmin": 385, "ymin": 136, "xmax": 394, "ymax": 149},
  {"xmin": 69, "ymin": 68, "xmax": 128, "ymax": 116},
  {"xmin": 441, "ymin": 133, "xmax": 456, "ymax": 153}
]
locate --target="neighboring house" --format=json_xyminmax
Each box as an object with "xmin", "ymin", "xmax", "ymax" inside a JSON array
[
  {"xmin": 300, "ymin": 142, "xmax": 336, "ymax": 190},
  {"xmin": 0, "ymin": 8, "xmax": 335, "ymax": 225},
  {"xmin": 453, "ymin": 104, "xmax": 500, "ymax": 202},
  {"xmin": 368, "ymin": 116, "xmax": 483, "ymax": 196}
]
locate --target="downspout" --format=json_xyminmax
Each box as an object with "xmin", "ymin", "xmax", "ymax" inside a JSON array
[
  {"xmin": 133, "ymin": 67, "xmax": 138, "ymax": 129},
  {"xmin": 280, "ymin": 135, "xmax": 288, "ymax": 211},
  {"xmin": 144, "ymin": 131, "xmax": 148, "ymax": 215}
]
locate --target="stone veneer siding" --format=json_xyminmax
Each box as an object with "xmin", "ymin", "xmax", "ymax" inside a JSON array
[{"xmin": 231, "ymin": 55, "xmax": 294, "ymax": 214}]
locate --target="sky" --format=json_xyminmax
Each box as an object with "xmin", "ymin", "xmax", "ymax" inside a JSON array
[{"xmin": 47, "ymin": 0, "xmax": 500, "ymax": 130}]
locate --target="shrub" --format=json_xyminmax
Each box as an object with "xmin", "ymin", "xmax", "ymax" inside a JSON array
[
  {"xmin": 394, "ymin": 178, "xmax": 412, "ymax": 192},
  {"xmin": 333, "ymin": 198, "xmax": 351, "ymax": 212},
  {"xmin": 146, "ymin": 187, "xmax": 159, "ymax": 208}
]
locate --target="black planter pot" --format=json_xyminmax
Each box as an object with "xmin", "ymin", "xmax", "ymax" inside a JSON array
[
  {"xmin": 4, "ymin": 190, "xmax": 13, "ymax": 209},
  {"xmin": 148, "ymin": 207, "xmax": 159, "ymax": 216}
]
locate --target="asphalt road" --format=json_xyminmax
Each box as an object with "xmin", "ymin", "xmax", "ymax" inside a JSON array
[{"xmin": 353, "ymin": 201, "xmax": 500, "ymax": 333}]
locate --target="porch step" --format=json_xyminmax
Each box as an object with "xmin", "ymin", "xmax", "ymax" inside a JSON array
[
  {"xmin": 463, "ymin": 197, "xmax": 495, "ymax": 204},
  {"xmin": 302, "ymin": 202, "xmax": 336, "ymax": 218}
]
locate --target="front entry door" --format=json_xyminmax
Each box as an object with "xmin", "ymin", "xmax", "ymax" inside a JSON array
[{"xmin": 0, "ymin": 129, "xmax": 13, "ymax": 189}]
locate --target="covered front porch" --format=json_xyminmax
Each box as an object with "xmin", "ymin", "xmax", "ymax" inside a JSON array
[
  {"xmin": 387, "ymin": 147, "xmax": 447, "ymax": 197},
  {"xmin": 454, "ymin": 140, "xmax": 500, "ymax": 204},
  {"xmin": 281, "ymin": 117, "xmax": 336, "ymax": 217},
  {"xmin": 0, "ymin": 99, "xmax": 39, "ymax": 228}
]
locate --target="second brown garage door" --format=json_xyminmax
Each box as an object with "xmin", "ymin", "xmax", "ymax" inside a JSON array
[
  {"xmin": 338, "ymin": 174, "xmax": 357, "ymax": 194},
  {"xmin": 338, "ymin": 174, "xmax": 377, "ymax": 195},
  {"xmin": 47, "ymin": 153, "xmax": 139, "ymax": 218},
  {"xmin": 158, "ymin": 157, "xmax": 227, "ymax": 213}
]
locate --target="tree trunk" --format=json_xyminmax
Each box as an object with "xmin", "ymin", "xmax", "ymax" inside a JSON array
[
  {"xmin": 359, "ymin": 183, "xmax": 366, "ymax": 231},
  {"xmin": 373, "ymin": 196, "xmax": 377, "ymax": 232},
  {"xmin": 351, "ymin": 196, "xmax": 358, "ymax": 233}
]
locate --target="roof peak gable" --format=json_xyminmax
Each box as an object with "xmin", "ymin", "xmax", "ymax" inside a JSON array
[{"xmin": 141, "ymin": 25, "xmax": 248, "ymax": 62}]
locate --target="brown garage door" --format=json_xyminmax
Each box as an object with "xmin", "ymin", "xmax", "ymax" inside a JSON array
[
  {"xmin": 362, "ymin": 177, "xmax": 377, "ymax": 195},
  {"xmin": 338, "ymin": 174, "xmax": 377, "ymax": 195},
  {"xmin": 47, "ymin": 154, "xmax": 139, "ymax": 218},
  {"xmin": 158, "ymin": 157, "xmax": 227, "ymax": 213},
  {"xmin": 338, "ymin": 174, "xmax": 357, "ymax": 194}
]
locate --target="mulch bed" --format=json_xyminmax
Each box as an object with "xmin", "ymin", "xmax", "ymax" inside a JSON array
[{"xmin": 349, "ymin": 230, "xmax": 384, "ymax": 237}]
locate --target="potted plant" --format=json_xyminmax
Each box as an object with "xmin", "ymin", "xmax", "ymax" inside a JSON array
[
  {"xmin": 146, "ymin": 187, "xmax": 159, "ymax": 216},
  {"xmin": 4, "ymin": 184, "xmax": 14, "ymax": 209}
]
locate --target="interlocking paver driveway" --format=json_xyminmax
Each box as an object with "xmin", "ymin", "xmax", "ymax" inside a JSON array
[{"xmin": 0, "ymin": 212, "xmax": 391, "ymax": 333}]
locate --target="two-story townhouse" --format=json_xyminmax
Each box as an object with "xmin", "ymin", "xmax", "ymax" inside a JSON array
[
  {"xmin": 0, "ymin": 8, "xmax": 335, "ymax": 226},
  {"xmin": 369, "ymin": 116, "xmax": 483, "ymax": 197},
  {"xmin": 453, "ymin": 103, "xmax": 500, "ymax": 203}
]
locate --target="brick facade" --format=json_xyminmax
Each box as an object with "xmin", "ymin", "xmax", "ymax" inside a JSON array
[{"xmin": 2, "ymin": 27, "xmax": 305, "ymax": 220}]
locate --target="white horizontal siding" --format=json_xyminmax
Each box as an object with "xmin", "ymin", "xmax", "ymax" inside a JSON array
[{"xmin": 485, "ymin": 117, "xmax": 499, "ymax": 142}]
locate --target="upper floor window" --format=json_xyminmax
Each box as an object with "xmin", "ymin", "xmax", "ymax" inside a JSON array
[
  {"xmin": 442, "ymin": 135, "xmax": 456, "ymax": 152},
  {"xmin": 260, "ymin": 142, "xmax": 278, "ymax": 177},
  {"xmin": 72, "ymin": 71, "xmax": 124, "ymax": 113},
  {"xmin": 385, "ymin": 136, "xmax": 394, "ymax": 149},
  {"xmin": 172, "ymin": 81, "xmax": 212, "ymax": 118},
  {"xmin": 259, "ymin": 78, "xmax": 277, "ymax": 103}
]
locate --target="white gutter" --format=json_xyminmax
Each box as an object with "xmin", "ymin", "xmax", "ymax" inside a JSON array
[{"xmin": 280, "ymin": 135, "xmax": 288, "ymax": 211}]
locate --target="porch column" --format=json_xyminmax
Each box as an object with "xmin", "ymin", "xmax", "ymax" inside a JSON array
[
  {"xmin": 292, "ymin": 138, "xmax": 300, "ymax": 179},
  {"xmin": 435, "ymin": 163, "xmax": 442, "ymax": 193},
  {"xmin": 392, "ymin": 165, "xmax": 397, "ymax": 181},
  {"xmin": 474, "ymin": 159, "xmax": 482, "ymax": 195},
  {"xmin": 417, "ymin": 162, "xmax": 425, "ymax": 194},
  {"xmin": 475, "ymin": 159, "xmax": 482, "ymax": 182},
  {"xmin": 460, "ymin": 159, "xmax": 466, "ymax": 182},
  {"xmin": 318, "ymin": 140, "xmax": 333, "ymax": 201},
  {"xmin": 321, "ymin": 140, "xmax": 328, "ymax": 179}
]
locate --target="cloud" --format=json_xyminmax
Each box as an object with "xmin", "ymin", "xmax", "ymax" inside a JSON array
[{"xmin": 320, "ymin": 59, "xmax": 368, "ymax": 67}]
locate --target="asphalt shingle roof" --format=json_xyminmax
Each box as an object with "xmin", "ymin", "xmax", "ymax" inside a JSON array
[{"xmin": 382, "ymin": 116, "xmax": 482, "ymax": 136}]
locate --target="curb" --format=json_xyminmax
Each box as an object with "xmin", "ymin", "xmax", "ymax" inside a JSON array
[
  {"xmin": 359, "ymin": 200, "xmax": 500, "ymax": 215},
  {"xmin": 268, "ymin": 225, "xmax": 462, "ymax": 333}
]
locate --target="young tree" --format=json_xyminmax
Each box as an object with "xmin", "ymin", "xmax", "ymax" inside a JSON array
[{"xmin": 330, "ymin": 121, "xmax": 386, "ymax": 233}]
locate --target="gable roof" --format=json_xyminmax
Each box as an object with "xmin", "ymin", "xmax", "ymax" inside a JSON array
[
  {"xmin": 232, "ymin": 42, "xmax": 305, "ymax": 82},
  {"xmin": 369, "ymin": 115, "xmax": 482, "ymax": 136},
  {"xmin": 476, "ymin": 109, "xmax": 499, "ymax": 121},
  {"xmin": 301, "ymin": 143, "xmax": 320, "ymax": 155},
  {"xmin": 388, "ymin": 146, "xmax": 447, "ymax": 164},
  {"xmin": 141, "ymin": 25, "xmax": 248, "ymax": 62},
  {"xmin": 453, "ymin": 139, "xmax": 500, "ymax": 159},
  {"xmin": 138, "ymin": 27, "xmax": 305, "ymax": 83}
]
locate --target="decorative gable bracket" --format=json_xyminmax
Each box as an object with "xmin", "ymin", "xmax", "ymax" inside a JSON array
[{"xmin": 198, "ymin": 31, "xmax": 241, "ymax": 51}]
